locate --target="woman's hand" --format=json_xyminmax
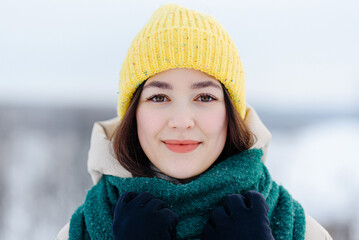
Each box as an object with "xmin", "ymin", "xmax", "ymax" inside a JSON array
[
  {"xmin": 201, "ymin": 190, "xmax": 274, "ymax": 240},
  {"xmin": 113, "ymin": 192, "xmax": 179, "ymax": 240}
]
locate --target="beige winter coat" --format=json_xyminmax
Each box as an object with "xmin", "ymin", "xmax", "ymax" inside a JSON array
[{"xmin": 57, "ymin": 105, "xmax": 333, "ymax": 240}]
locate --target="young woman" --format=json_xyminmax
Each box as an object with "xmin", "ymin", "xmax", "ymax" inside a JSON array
[{"xmin": 57, "ymin": 4, "xmax": 333, "ymax": 240}]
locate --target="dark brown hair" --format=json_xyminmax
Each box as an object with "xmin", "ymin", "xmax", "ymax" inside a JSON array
[{"xmin": 112, "ymin": 81, "xmax": 256, "ymax": 178}]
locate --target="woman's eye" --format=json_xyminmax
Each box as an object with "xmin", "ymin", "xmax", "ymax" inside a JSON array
[
  {"xmin": 196, "ymin": 94, "xmax": 216, "ymax": 102},
  {"xmin": 147, "ymin": 94, "xmax": 169, "ymax": 102}
]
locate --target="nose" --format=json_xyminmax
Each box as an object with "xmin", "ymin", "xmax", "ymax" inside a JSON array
[{"xmin": 167, "ymin": 106, "xmax": 195, "ymax": 130}]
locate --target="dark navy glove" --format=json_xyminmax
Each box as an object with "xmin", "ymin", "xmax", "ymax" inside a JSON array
[
  {"xmin": 201, "ymin": 190, "xmax": 274, "ymax": 240},
  {"xmin": 112, "ymin": 192, "xmax": 179, "ymax": 240}
]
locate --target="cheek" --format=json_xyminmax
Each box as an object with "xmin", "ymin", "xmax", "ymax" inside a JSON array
[
  {"xmin": 136, "ymin": 105, "xmax": 164, "ymax": 143},
  {"xmin": 197, "ymin": 105, "xmax": 227, "ymax": 137}
]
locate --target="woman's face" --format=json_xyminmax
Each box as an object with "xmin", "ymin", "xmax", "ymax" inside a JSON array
[{"xmin": 136, "ymin": 68, "xmax": 228, "ymax": 180}]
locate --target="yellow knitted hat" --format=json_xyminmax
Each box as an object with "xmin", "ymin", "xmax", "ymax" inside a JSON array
[{"xmin": 118, "ymin": 4, "xmax": 246, "ymax": 119}]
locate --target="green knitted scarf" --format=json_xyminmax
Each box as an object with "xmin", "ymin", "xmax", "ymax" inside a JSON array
[{"xmin": 69, "ymin": 149, "xmax": 306, "ymax": 240}]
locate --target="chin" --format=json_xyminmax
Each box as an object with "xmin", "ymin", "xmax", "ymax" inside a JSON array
[
  {"xmin": 163, "ymin": 167, "xmax": 203, "ymax": 181},
  {"xmin": 165, "ymin": 171, "xmax": 192, "ymax": 179},
  {"xmin": 168, "ymin": 172, "xmax": 201, "ymax": 184},
  {"xmin": 172, "ymin": 173, "xmax": 196, "ymax": 180},
  {"xmin": 153, "ymin": 156, "xmax": 212, "ymax": 181}
]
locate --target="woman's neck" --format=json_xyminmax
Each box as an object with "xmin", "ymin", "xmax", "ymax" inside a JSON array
[{"xmin": 149, "ymin": 163, "xmax": 199, "ymax": 185}]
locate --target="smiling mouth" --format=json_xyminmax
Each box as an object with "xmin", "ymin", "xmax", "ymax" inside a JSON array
[{"xmin": 163, "ymin": 140, "xmax": 201, "ymax": 153}]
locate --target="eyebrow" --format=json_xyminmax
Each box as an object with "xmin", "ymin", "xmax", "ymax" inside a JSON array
[
  {"xmin": 143, "ymin": 81, "xmax": 173, "ymax": 90},
  {"xmin": 191, "ymin": 81, "xmax": 221, "ymax": 90},
  {"xmin": 143, "ymin": 80, "xmax": 221, "ymax": 90}
]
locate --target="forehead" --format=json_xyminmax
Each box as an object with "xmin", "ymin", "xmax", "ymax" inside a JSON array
[{"xmin": 144, "ymin": 68, "xmax": 222, "ymax": 88}]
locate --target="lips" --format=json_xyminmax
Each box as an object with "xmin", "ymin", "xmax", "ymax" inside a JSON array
[{"xmin": 163, "ymin": 140, "xmax": 201, "ymax": 153}]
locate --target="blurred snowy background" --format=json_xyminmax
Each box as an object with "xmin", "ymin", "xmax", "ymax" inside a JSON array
[{"xmin": 0, "ymin": 0, "xmax": 358, "ymax": 239}]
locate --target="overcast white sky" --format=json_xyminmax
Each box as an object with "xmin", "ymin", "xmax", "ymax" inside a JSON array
[{"xmin": 1, "ymin": 0, "xmax": 358, "ymax": 112}]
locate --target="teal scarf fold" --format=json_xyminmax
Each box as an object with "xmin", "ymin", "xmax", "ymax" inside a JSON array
[{"xmin": 69, "ymin": 149, "xmax": 306, "ymax": 240}]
